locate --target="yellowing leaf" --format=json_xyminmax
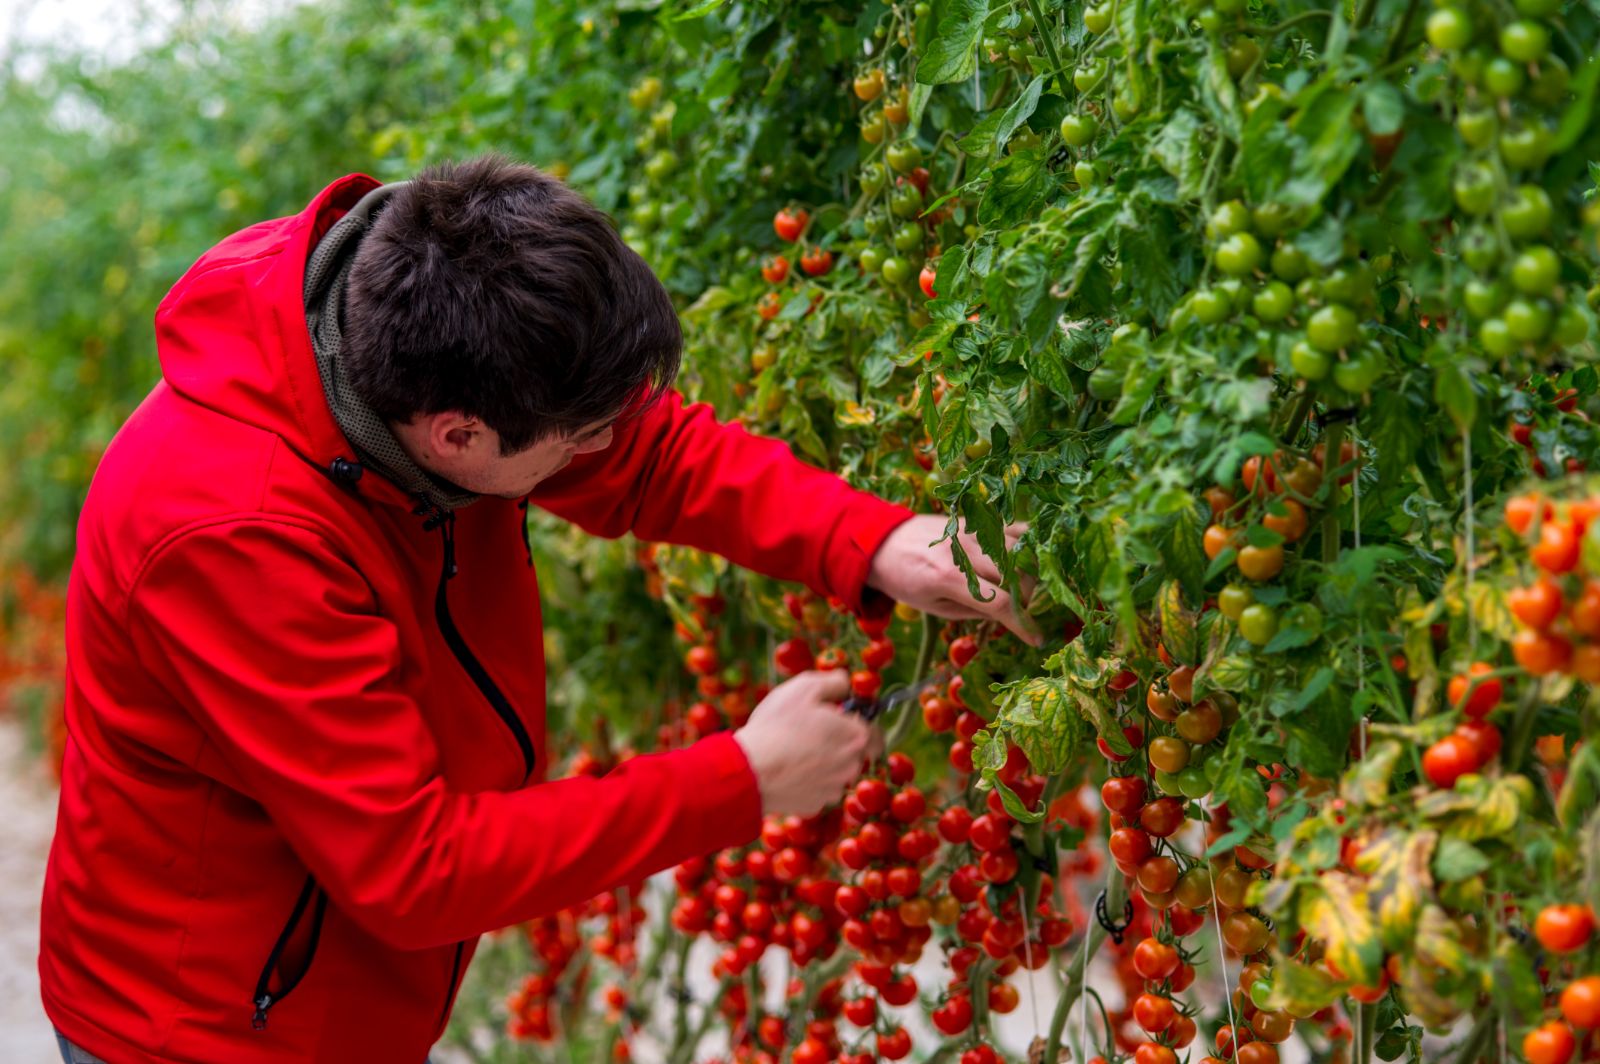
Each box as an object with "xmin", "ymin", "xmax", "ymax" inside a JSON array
[
  {"xmin": 1158, "ymin": 580, "xmax": 1201, "ymax": 666},
  {"xmin": 1341, "ymin": 740, "xmax": 1403, "ymax": 808},
  {"xmin": 1297, "ymin": 871, "xmax": 1383, "ymax": 986},
  {"xmin": 837, "ymin": 401, "xmax": 876, "ymax": 427}
]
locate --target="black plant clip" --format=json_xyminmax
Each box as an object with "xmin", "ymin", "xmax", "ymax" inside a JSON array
[
  {"xmin": 1317, "ymin": 405, "xmax": 1361, "ymax": 426},
  {"xmin": 1095, "ymin": 890, "xmax": 1134, "ymax": 945}
]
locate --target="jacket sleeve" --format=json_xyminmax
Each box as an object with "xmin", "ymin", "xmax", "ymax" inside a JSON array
[
  {"xmin": 529, "ymin": 389, "xmax": 914, "ymax": 611},
  {"xmin": 125, "ymin": 518, "xmax": 762, "ymax": 951}
]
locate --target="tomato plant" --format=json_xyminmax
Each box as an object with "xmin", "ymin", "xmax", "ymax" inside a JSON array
[{"xmin": 9, "ymin": 0, "xmax": 1600, "ymax": 1060}]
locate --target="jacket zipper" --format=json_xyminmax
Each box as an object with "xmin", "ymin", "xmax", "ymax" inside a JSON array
[
  {"xmin": 432, "ymin": 511, "xmax": 536, "ymax": 783},
  {"xmin": 437, "ymin": 941, "xmax": 467, "ymax": 1031},
  {"xmin": 251, "ymin": 875, "xmax": 329, "ymax": 1029},
  {"xmin": 517, "ymin": 499, "xmax": 534, "ymax": 567}
]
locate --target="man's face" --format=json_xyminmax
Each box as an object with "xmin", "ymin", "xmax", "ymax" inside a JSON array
[{"xmin": 392, "ymin": 411, "xmax": 616, "ymax": 498}]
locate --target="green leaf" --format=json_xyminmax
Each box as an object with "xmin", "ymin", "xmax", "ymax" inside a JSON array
[
  {"xmin": 1150, "ymin": 108, "xmax": 1207, "ymax": 200},
  {"xmin": 1361, "ymin": 81, "xmax": 1405, "ymax": 137},
  {"xmin": 991, "ymin": 76, "xmax": 1044, "ymax": 156},
  {"xmin": 992, "ymin": 675, "xmax": 1091, "ymax": 775},
  {"xmin": 1282, "ymin": 84, "xmax": 1361, "ymax": 207},
  {"xmin": 1555, "ymin": 53, "xmax": 1600, "ymax": 153},
  {"xmin": 917, "ymin": 0, "xmax": 989, "ymax": 85},
  {"xmin": 1159, "ymin": 500, "xmax": 1208, "ymax": 603},
  {"xmin": 1431, "ymin": 836, "xmax": 1489, "ymax": 882},
  {"xmin": 1157, "ymin": 580, "xmax": 1201, "ymax": 666},
  {"xmin": 978, "ymin": 148, "xmax": 1052, "ymax": 228},
  {"xmin": 1434, "ymin": 361, "xmax": 1477, "ymax": 431}
]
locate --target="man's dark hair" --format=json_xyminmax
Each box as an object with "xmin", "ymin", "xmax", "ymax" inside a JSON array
[{"xmin": 343, "ymin": 154, "xmax": 681, "ymax": 454}]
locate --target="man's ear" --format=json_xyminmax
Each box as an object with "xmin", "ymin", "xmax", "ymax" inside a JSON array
[{"xmin": 430, "ymin": 412, "xmax": 484, "ymax": 456}]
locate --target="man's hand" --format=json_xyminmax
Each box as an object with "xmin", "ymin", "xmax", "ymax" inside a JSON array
[
  {"xmin": 866, "ymin": 514, "xmax": 1042, "ymax": 646},
  {"xmin": 733, "ymin": 670, "xmax": 882, "ymax": 816}
]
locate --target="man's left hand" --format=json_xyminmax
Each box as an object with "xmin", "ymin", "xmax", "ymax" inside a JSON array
[{"xmin": 865, "ymin": 514, "xmax": 1042, "ymax": 646}]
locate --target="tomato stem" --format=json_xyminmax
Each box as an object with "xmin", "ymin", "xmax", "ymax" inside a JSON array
[
  {"xmin": 1041, "ymin": 862, "xmax": 1127, "ymax": 1064},
  {"xmin": 1022, "ymin": 0, "xmax": 1069, "ymax": 102}
]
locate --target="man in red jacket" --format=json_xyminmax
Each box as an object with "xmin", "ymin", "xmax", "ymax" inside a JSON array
[{"xmin": 42, "ymin": 155, "xmax": 1034, "ymax": 1064}]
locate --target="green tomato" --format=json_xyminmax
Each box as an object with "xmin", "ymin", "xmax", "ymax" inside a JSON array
[
  {"xmin": 1483, "ymin": 56, "xmax": 1526, "ymax": 98},
  {"xmin": 1321, "ymin": 263, "xmax": 1374, "ymax": 306},
  {"xmin": 1073, "ymin": 160, "xmax": 1098, "ymax": 187},
  {"xmin": 1478, "ymin": 317, "xmax": 1517, "ymax": 357},
  {"xmin": 1059, "ymin": 113, "xmax": 1099, "ymax": 147},
  {"xmin": 1207, "ymin": 200, "xmax": 1252, "ymax": 240},
  {"xmin": 1425, "ymin": 6, "xmax": 1473, "ymax": 51},
  {"xmin": 1193, "ymin": 287, "xmax": 1234, "ymax": 325},
  {"xmin": 1087, "ymin": 364, "xmax": 1123, "ymax": 400},
  {"xmin": 1251, "ymin": 202, "xmax": 1298, "ymax": 238},
  {"xmin": 629, "ymin": 201, "xmax": 659, "ymax": 229},
  {"xmin": 1500, "ymin": 20, "xmax": 1550, "ymax": 63},
  {"xmin": 1455, "ymin": 108, "xmax": 1497, "ymax": 148},
  {"xmin": 892, "ymin": 223, "xmax": 924, "ymax": 252},
  {"xmin": 1282, "ymin": 602, "xmax": 1324, "ymax": 640},
  {"xmin": 913, "ymin": 1, "xmax": 930, "ymax": 15},
  {"xmin": 1238, "ymin": 603, "xmax": 1280, "ymax": 646},
  {"xmin": 1452, "ymin": 48, "xmax": 1488, "ymax": 86},
  {"xmin": 858, "ymin": 246, "xmax": 886, "ymax": 274},
  {"xmin": 1460, "ymin": 229, "xmax": 1500, "ymax": 273},
  {"xmin": 1463, "ymin": 279, "xmax": 1507, "ymax": 319},
  {"xmin": 1500, "ymin": 124, "xmax": 1552, "ymax": 170},
  {"xmin": 1074, "ymin": 58, "xmax": 1108, "ymax": 92},
  {"xmin": 1332, "ymin": 347, "xmax": 1385, "ymax": 393},
  {"xmin": 1252, "ymin": 281, "xmax": 1295, "ymax": 323},
  {"xmin": 1452, "ymin": 163, "xmax": 1496, "ymax": 215},
  {"xmin": 859, "ymin": 163, "xmax": 887, "ymax": 195},
  {"xmin": 1084, "ymin": 2, "xmax": 1113, "ymax": 34},
  {"xmin": 1295, "ymin": 278, "xmax": 1322, "ymax": 304},
  {"xmin": 1503, "ymin": 185, "xmax": 1553, "ymax": 238},
  {"xmin": 1194, "ymin": 8, "xmax": 1224, "ymax": 32},
  {"xmin": 880, "ymin": 256, "xmax": 912, "ymax": 285},
  {"xmin": 1291, "ymin": 340, "xmax": 1332, "ymax": 380},
  {"xmin": 1112, "ymin": 90, "xmax": 1141, "ymax": 121},
  {"xmin": 890, "ymin": 185, "xmax": 924, "ymax": 219},
  {"xmin": 1307, "ymin": 304, "xmax": 1359, "ymax": 353},
  {"xmin": 1226, "ymin": 38, "xmax": 1261, "ymax": 80},
  {"xmin": 1218, "ymin": 584, "xmax": 1254, "ymax": 621},
  {"xmin": 1112, "ymin": 323, "xmax": 1147, "ymax": 346},
  {"xmin": 1511, "ymin": 245, "xmax": 1561, "ymax": 297},
  {"xmin": 1529, "ymin": 54, "xmax": 1571, "ymax": 108},
  {"xmin": 1216, "ymin": 232, "xmax": 1264, "ymax": 277},
  {"xmin": 1504, "ymin": 298, "xmax": 1551, "ymax": 341},
  {"xmin": 644, "ymin": 149, "xmax": 678, "ymax": 181},
  {"xmin": 1250, "ymin": 979, "xmax": 1276, "ymax": 1011},
  {"xmin": 1177, "ymin": 765, "xmax": 1212, "ymax": 799},
  {"xmin": 1553, "ymin": 305, "xmax": 1591, "ymax": 347},
  {"xmin": 886, "ymin": 141, "xmax": 924, "ymax": 175},
  {"xmin": 1154, "ymin": 769, "xmax": 1186, "ymax": 796},
  {"xmin": 1216, "ymin": 278, "xmax": 1249, "ymax": 311},
  {"xmin": 1272, "ymin": 242, "xmax": 1311, "ymax": 282}
]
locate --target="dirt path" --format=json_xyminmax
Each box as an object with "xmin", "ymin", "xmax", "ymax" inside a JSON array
[{"xmin": 0, "ymin": 714, "xmax": 62, "ymax": 1064}]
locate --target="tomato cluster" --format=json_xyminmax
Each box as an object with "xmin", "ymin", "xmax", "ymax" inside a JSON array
[{"xmin": 1504, "ymin": 491, "xmax": 1600, "ymax": 681}]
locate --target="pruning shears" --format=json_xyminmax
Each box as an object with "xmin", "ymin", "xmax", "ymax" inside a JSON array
[{"xmin": 842, "ymin": 678, "xmax": 937, "ymax": 723}]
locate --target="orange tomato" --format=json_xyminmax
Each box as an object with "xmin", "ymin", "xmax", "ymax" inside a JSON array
[
  {"xmin": 1513, "ymin": 629, "xmax": 1574, "ymax": 675},
  {"xmin": 1204, "ymin": 524, "xmax": 1240, "ymax": 559},
  {"xmin": 1205, "ymin": 485, "xmax": 1237, "ymax": 519},
  {"xmin": 1572, "ymin": 643, "xmax": 1600, "ymax": 683},
  {"xmin": 1242, "ymin": 455, "xmax": 1280, "ymax": 495},
  {"xmin": 1535, "ymin": 904, "xmax": 1595, "ymax": 954},
  {"xmin": 1262, "ymin": 498, "xmax": 1308, "ymax": 542},
  {"xmin": 1237, "ymin": 543, "xmax": 1285, "ymax": 581},
  {"xmin": 1572, "ymin": 582, "xmax": 1600, "ymax": 638},
  {"xmin": 1523, "ymin": 1020, "xmax": 1576, "ymax": 1064},
  {"xmin": 1532, "ymin": 520, "xmax": 1582, "ymax": 574},
  {"xmin": 1508, "ymin": 577, "xmax": 1565, "ymax": 630},
  {"xmin": 1505, "ymin": 492, "xmax": 1547, "ymax": 535},
  {"xmin": 1447, "ymin": 661, "xmax": 1502, "ymax": 718},
  {"xmin": 1561, "ymin": 975, "xmax": 1600, "ymax": 1028}
]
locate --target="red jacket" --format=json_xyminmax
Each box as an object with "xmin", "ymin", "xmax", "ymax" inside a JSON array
[{"xmin": 41, "ymin": 174, "xmax": 913, "ymax": 1063}]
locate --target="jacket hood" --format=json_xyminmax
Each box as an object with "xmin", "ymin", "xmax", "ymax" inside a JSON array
[{"xmin": 153, "ymin": 173, "xmax": 411, "ymax": 508}]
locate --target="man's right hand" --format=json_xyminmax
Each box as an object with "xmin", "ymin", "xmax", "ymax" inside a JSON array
[{"xmin": 733, "ymin": 670, "xmax": 881, "ymax": 817}]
